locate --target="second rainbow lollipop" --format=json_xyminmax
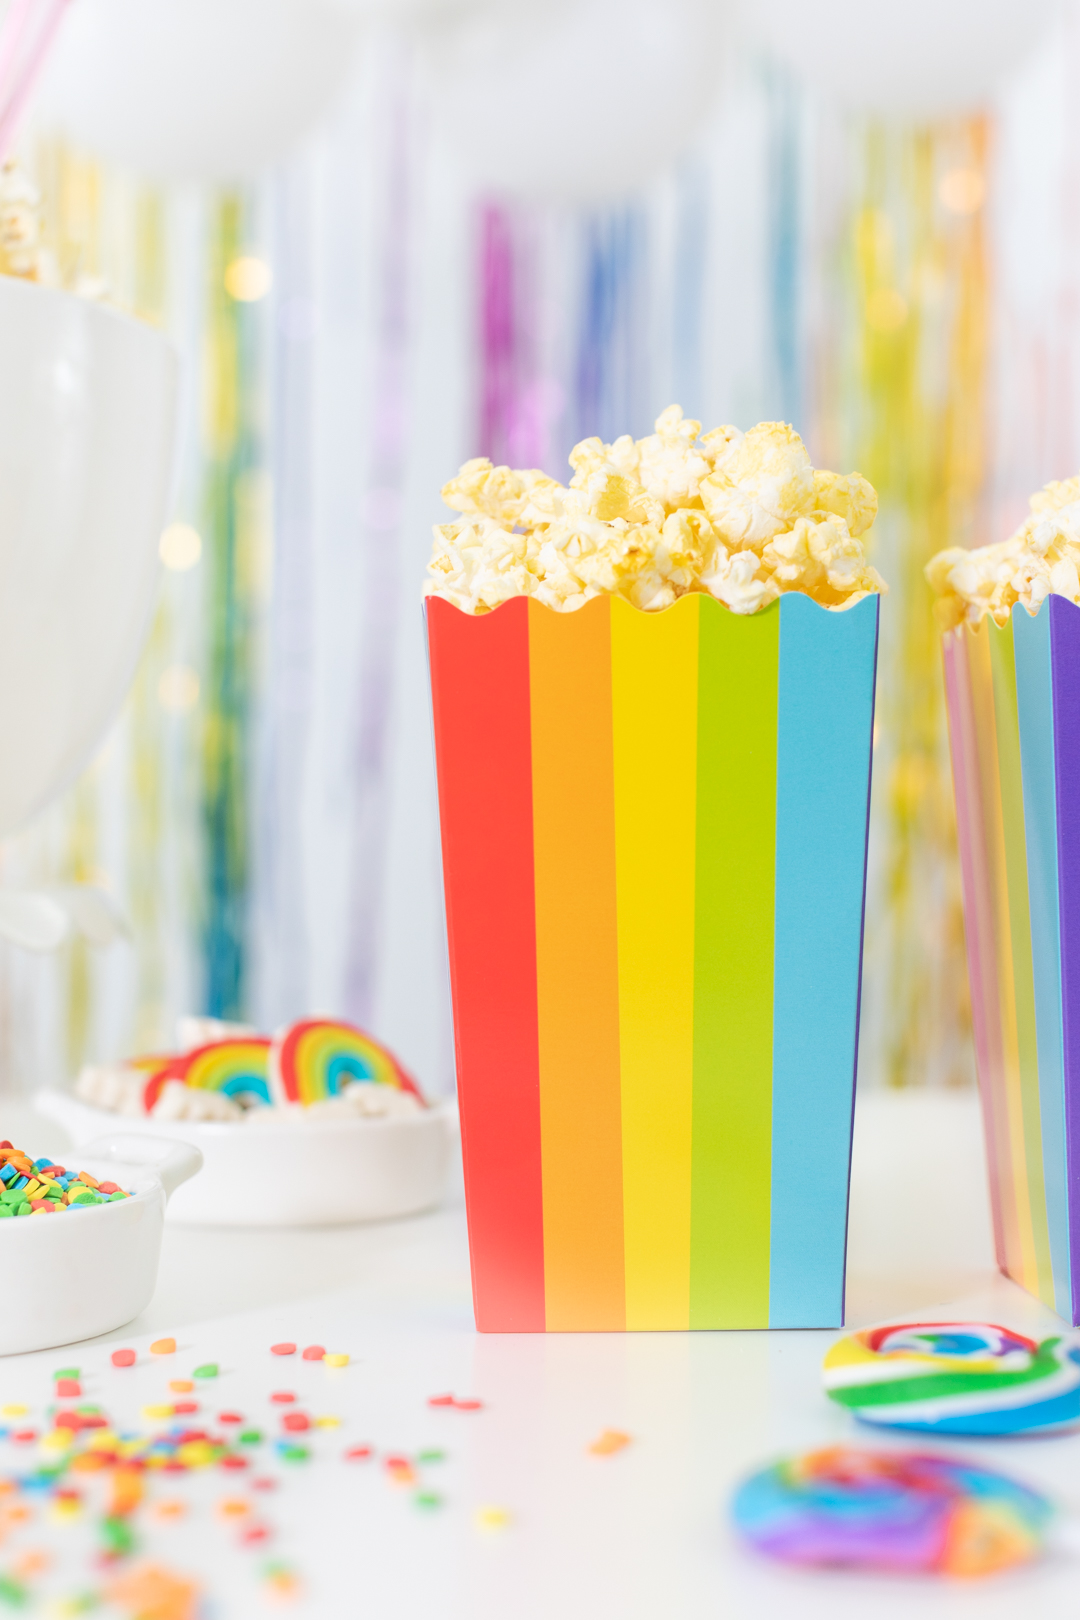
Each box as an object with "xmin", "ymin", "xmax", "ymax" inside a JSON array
[{"xmin": 824, "ymin": 1321, "xmax": 1080, "ymax": 1437}]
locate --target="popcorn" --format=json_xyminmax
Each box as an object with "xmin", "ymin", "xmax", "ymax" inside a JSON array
[
  {"xmin": 0, "ymin": 161, "xmax": 60, "ymax": 286},
  {"xmin": 425, "ymin": 408, "xmax": 886, "ymax": 616},
  {"xmin": 926, "ymin": 476, "xmax": 1080, "ymax": 629},
  {"xmin": 426, "ymin": 517, "xmax": 540, "ymax": 614},
  {"xmin": 569, "ymin": 405, "xmax": 716, "ymax": 513},
  {"xmin": 441, "ymin": 458, "xmax": 559, "ymax": 528},
  {"xmin": 700, "ymin": 423, "xmax": 817, "ymax": 549}
]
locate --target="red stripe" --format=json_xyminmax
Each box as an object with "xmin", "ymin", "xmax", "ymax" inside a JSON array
[
  {"xmin": 863, "ymin": 1321, "xmax": 1037, "ymax": 1354},
  {"xmin": 427, "ymin": 596, "xmax": 544, "ymax": 1330}
]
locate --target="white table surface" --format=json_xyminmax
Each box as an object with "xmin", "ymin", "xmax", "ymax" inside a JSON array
[{"xmin": 2, "ymin": 1088, "xmax": 1078, "ymax": 1618}]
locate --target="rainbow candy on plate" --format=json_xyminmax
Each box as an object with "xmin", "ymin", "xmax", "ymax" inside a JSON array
[
  {"xmin": 823, "ymin": 1320, "xmax": 1080, "ymax": 1437},
  {"xmin": 269, "ymin": 1019, "xmax": 423, "ymax": 1108},
  {"xmin": 143, "ymin": 1039, "xmax": 272, "ymax": 1112},
  {"xmin": 732, "ymin": 1446, "xmax": 1052, "ymax": 1576}
]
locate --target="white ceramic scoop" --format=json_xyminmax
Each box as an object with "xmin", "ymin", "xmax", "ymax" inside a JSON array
[{"xmin": 0, "ymin": 1133, "xmax": 202, "ymax": 1356}]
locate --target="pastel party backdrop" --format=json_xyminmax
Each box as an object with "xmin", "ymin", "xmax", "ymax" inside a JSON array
[{"xmin": 0, "ymin": 0, "xmax": 1076, "ymax": 1100}]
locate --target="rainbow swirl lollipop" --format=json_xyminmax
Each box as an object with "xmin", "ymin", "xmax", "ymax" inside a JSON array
[
  {"xmin": 269, "ymin": 1018, "xmax": 424, "ymax": 1108},
  {"xmin": 142, "ymin": 1038, "xmax": 272, "ymax": 1111},
  {"xmin": 824, "ymin": 1321, "xmax": 1080, "ymax": 1438},
  {"xmin": 732, "ymin": 1446, "xmax": 1052, "ymax": 1576}
]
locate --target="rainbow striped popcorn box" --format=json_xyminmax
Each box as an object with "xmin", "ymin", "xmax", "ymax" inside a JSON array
[
  {"xmin": 943, "ymin": 598, "xmax": 1080, "ymax": 1325},
  {"xmin": 427, "ymin": 591, "xmax": 879, "ymax": 1331}
]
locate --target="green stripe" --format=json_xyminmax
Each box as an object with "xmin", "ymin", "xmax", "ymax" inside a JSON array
[
  {"xmin": 831, "ymin": 1352, "xmax": 1061, "ymax": 1409},
  {"xmin": 690, "ymin": 598, "xmax": 779, "ymax": 1327},
  {"xmin": 989, "ymin": 624, "xmax": 1055, "ymax": 1307}
]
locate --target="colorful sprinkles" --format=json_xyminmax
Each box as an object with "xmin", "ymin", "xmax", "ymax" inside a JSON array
[
  {"xmin": 0, "ymin": 1144, "xmax": 131, "ymax": 1217},
  {"xmin": 588, "ymin": 1430, "xmax": 631, "ymax": 1456},
  {"xmin": 0, "ymin": 1333, "xmax": 489, "ymax": 1611}
]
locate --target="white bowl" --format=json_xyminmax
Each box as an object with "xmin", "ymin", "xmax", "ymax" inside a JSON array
[
  {"xmin": 36, "ymin": 1089, "xmax": 457, "ymax": 1227},
  {"xmin": 0, "ymin": 1132, "xmax": 202, "ymax": 1356}
]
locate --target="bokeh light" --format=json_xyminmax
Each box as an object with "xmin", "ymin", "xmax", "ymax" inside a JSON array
[
  {"xmin": 158, "ymin": 665, "xmax": 200, "ymax": 714},
  {"xmin": 939, "ymin": 168, "xmax": 985, "ymax": 215},
  {"xmin": 224, "ymin": 256, "xmax": 272, "ymax": 302},
  {"xmin": 159, "ymin": 523, "xmax": 202, "ymax": 571}
]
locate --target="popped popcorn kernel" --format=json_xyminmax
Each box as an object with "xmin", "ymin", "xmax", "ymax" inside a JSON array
[
  {"xmin": 441, "ymin": 458, "xmax": 559, "ymax": 529},
  {"xmin": 926, "ymin": 476, "xmax": 1080, "ymax": 628},
  {"xmin": 811, "ymin": 469, "xmax": 878, "ymax": 538},
  {"xmin": 700, "ymin": 422, "xmax": 815, "ymax": 550},
  {"xmin": 425, "ymin": 409, "xmax": 884, "ymax": 616}
]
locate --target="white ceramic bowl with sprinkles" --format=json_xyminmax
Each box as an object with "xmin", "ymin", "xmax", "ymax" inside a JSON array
[{"xmin": 0, "ymin": 1133, "xmax": 202, "ymax": 1356}]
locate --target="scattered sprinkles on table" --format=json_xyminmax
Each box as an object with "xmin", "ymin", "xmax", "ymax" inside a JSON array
[
  {"xmin": 0, "ymin": 1143, "xmax": 131, "ymax": 1217},
  {"xmin": 588, "ymin": 1430, "xmax": 631, "ymax": 1457},
  {"xmin": 0, "ymin": 1332, "xmax": 492, "ymax": 1610},
  {"xmin": 474, "ymin": 1506, "xmax": 513, "ymax": 1532}
]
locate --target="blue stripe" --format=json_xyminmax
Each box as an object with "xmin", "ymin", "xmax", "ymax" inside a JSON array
[
  {"xmin": 770, "ymin": 593, "xmax": 878, "ymax": 1326},
  {"xmin": 1013, "ymin": 601, "xmax": 1072, "ymax": 1321},
  {"xmin": 855, "ymin": 1383, "xmax": 1080, "ymax": 1437},
  {"xmin": 220, "ymin": 1074, "xmax": 271, "ymax": 1103},
  {"xmin": 326, "ymin": 1053, "xmax": 376, "ymax": 1094}
]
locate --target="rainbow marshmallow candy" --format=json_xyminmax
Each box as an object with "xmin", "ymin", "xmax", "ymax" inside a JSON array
[
  {"xmin": 143, "ymin": 1039, "xmax": 272, "ymax": 1112},
  {"xmin": 269, "ymin": 1019, "xmax": 424, "ymax": 1108},
  {"xmin": 732, "ymin": 1446, "xmax": 1053, "ymax": 1577},
  {"xmin": 824, "ymin": 1321, "xmax": 1080, "ymax": 1437}
]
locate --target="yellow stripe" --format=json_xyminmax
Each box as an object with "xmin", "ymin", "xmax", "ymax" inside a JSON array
[
  {"xmin": 969, "ymin": 625, "xmax": 1038, "ymax": 1294},
  {"xmin": 611, "ymin": 595, "xmax": 698, "ymax": 1329},
  {"xmin": 988, "ymin": 620, "xmax": 1055, "ymax": 1305}
]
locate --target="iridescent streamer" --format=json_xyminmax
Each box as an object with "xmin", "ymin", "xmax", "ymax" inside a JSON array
[
  {"xmin": 572, "ymin": 207, "xmax": 649, "ymax": 450},
  {"xmin": 478, "ymin": 201, "xmax": 516, "ymax": 465},
  {"xmin": 343, "ymin": 54, "xmax": 412, "ymax": 1024},
  {"xmin": 847, "ymin": 122, "xmax": 989, "ymax": 1088},
  {"xmin": 201, "ymin": 195, "xmax": 260, "ymax": 1019},
  {"xmin": 766, "ymin": 69, "xmax": 802, "ymax": 426},
  {"xmin": 118, "ymin": 188, "xmax": 170, "ymax": 1051},
  {"xmin": 255, "ymin": 158, "xmax": 317, "ymax": 1026},
  {"xmin": 477, "ymin": 200, "xmax": 550, "ymax": 469},
  {"xmin": 672, "ymin": 161, "xmax": 708, "ymax": 424}
]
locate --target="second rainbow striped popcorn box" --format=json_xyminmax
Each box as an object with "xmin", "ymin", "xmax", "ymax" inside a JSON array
[
  {"xmin": 427, "ymin": 590, "xmax": 879, "ymax": 1332},
  {"xmin": 943, "ymin": 597, "xmax": 1080, "ymax": 1325}
]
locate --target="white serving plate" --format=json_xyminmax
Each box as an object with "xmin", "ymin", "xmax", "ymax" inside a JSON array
[
  {"xmin": 36, "ymin": 1089, "xmax": 457, "ymax": 1227},
  {"xmin": 0, "ymin": 1132, "xmax": 202, "ymax": 1356}
]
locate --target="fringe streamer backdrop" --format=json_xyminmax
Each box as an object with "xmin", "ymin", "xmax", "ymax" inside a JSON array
[
  {"xmin": 6, "ymin": 26, "xmax": 1080, "ymax": 1097},
  {"xmin": 842, "ymin": 119, "xmax": 990, "ymax": 1090}
]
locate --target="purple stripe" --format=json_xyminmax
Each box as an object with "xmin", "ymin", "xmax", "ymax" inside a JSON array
[{"xmin": 1050, "ymin": 595, "xmax": 1080, "ymax": 1324}]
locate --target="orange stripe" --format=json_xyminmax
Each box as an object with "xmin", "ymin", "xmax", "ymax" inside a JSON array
[
  {"xmin": 967, "ymin": 623, "xmax": 1033, "ymax": 1289},
  {"xmin": 529, "ymin": 597, "xmax": 624, "ymax": 1330}
]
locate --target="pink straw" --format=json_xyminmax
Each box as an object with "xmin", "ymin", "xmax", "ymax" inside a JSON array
[
  {"xmin": 0, "ymin": 0, "xmax": 37, "ymax": 100},
  {"xmin": 0, "ymin": 0, "xmax": 72, "ymax": 164}
]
